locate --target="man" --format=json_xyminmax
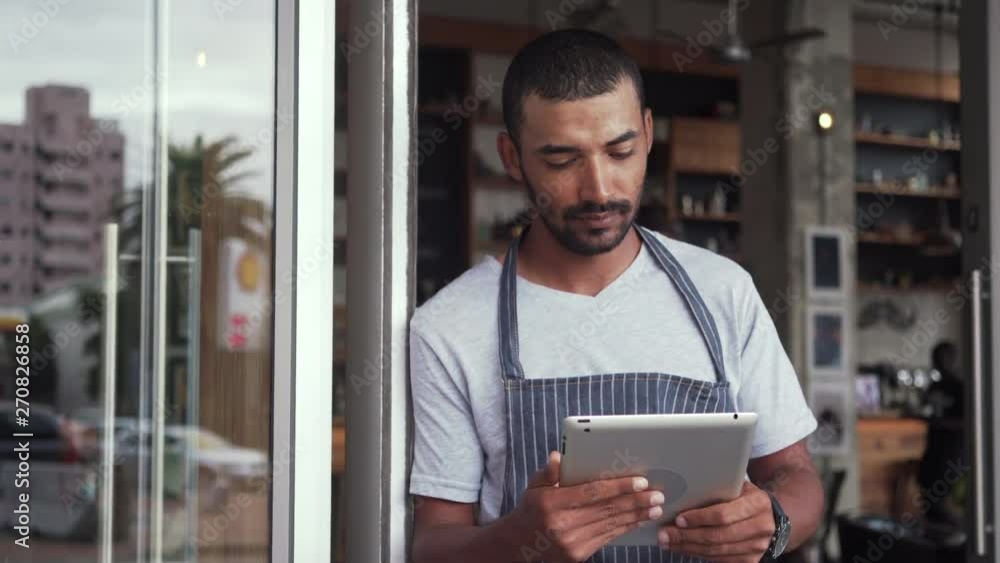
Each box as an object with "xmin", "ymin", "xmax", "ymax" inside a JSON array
[
  {"xmin": 918, "ymin": 341, "xmax": 965, "ymax": 527},
  {"xmin": 409, "ymin": 29, "xmax": 823, "ymax": 563}
]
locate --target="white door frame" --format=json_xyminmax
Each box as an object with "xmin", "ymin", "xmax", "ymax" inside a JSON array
[
  {"xmin": 273, "ymin": 0, "xmax": 337, "ymax": 560},
  {"xmin": 343, "ymin": 0, "xmax": 416, "ymax": 562}
]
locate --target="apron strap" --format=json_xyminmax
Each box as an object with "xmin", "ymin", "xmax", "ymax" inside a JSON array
[
  {"xmin": 635, "ymin": 225, "xmax": 728, "ymax": 383},
  {"xmin": 497, "ymin": 224, "xmax": 728, "ymax": 383},
  {"xmin": 498, "ymin": 234, "xmax": 527, "ymax": 380}
]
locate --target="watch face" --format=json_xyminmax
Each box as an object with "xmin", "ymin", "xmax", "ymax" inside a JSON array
[{"xmin": 773, "ymin": 518, "xmax": 792, "ymax": 555}]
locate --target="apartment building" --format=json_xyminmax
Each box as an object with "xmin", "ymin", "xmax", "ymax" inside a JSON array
[{"xmin": 0, "ymin": 85, "xmax": 124, "ymax": 306}]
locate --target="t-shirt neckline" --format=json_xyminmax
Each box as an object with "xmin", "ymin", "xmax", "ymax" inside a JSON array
[{"xmin": 484, "ymin": 243, "xmax": 651, "ymax": 303}]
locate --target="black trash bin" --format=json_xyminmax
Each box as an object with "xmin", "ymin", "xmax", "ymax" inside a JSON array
[{"xmin": 837, "ymin": 514, "xmax": 965, "ymax": 563}]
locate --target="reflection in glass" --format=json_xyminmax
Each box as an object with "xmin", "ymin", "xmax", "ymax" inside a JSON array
[{"xmin": 0, "ymin": 1, "xmax": 277, "ymax": 562}]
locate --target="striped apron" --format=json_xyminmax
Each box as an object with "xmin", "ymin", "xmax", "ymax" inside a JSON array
[{"xmin": 497, "ymin": 225, "xmax": 737, "ymax": 563}]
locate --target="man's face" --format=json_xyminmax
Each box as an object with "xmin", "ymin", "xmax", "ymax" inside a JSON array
[{"xmin": 499, "ymin": 80, "xmax": 652, "ymax": 256}]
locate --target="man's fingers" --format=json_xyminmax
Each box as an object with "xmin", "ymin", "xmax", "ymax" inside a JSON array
[
  {"xmin": 527, "ymin": 451, "xmax": 561, "ymax": 489},
  {"xmin": 567, "ymin": 489, "xmax": 665, "ymax": 527},
  {"xmin": 673, "ymin": 483, "xmax": 770, "ymax": 528},
  {"xmin": 574, "ymin": 507, "xmax": 652, "ymax": 542},
  {"xmin": 660, "ymin": 514, "xmax": 774, "ymax": 547},
  {"xmin": 561, "ymin": 475, "xmax": 652, "ymax": 507}
]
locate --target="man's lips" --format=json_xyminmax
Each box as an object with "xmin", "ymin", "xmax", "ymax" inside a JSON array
[{"xmin": 571, "ymin": 211, "xmax": 618, "ymax": 227}]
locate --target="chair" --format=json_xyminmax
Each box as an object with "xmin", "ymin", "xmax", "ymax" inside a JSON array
[{"xmin": 782, "ymin": 469, "xmax": 846, "ymax": 563}]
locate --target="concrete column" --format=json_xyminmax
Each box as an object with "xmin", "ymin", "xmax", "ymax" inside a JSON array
[{"xmin": 740, "ymin": 0, "xmax": 858, "ymax": 549}]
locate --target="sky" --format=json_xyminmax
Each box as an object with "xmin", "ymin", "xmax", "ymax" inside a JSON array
[{"xmin": 2, "ymin": 0, "xmax": 279, "ymax": 200}]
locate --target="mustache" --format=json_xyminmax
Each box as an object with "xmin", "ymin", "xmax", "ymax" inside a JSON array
[{"xmin": 563, "ymin": 199, "xmax": 633, "ymax": 220}]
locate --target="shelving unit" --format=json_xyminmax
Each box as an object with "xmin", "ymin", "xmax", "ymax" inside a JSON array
[
  {"xmin": 855, "ymin": 183, "xmax": 960, "ymax": 200},
  {"xmin": 853, "ymin": 65, "xmax": 962, "ymax": 291},
  {"xmin": 854, "ymin": 130, "xmax": 960, "ymax": 151},
  {"xmin": 663, "ymin": 116, "xmax": 742, "ymax": 258}
]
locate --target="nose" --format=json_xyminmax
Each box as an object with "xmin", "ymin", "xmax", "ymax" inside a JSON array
[{"xmin": 578, "ymin": 156, "xmax": 613, "ymax": 205}]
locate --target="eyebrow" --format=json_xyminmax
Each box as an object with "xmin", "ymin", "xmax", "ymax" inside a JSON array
[{"xmin": 536, "ymin": 130, "xmax": 639, "ymax": 156}]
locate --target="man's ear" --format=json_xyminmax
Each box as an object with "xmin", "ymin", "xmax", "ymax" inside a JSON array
[
  {"xmin": 497, "ymin": 131, "xmax": 524, "ymax": 183},
  {"xmin": 644, "ymin": 108, "xmax": 654, "ymax": 155}
]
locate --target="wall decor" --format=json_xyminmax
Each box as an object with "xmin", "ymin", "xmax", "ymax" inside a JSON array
[
  {"xmin": 804, "ymin": 226, "xmax": 848, "ymax": 301},
  {"xmin": 807, "ymin": 305, "xmax": 847, "ymax": 378},
  {"xmin": 808, "ymin": 381, "xmax": 851, "ymax": 456}
]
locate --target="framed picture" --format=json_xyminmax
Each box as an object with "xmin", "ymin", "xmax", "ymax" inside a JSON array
[
  {"xmin": 807, "ymin": 305, "xmax": 847, "ymax": 378},
  {"xmin": 855, "ymin": 373, "xmax": 882, "ymax": 415},
  {"xmin": 808, "ymin": 382, "xmax": 851, "ymax": 456},
  {"xmin": 804, "ymin": 226, "xmax": 847, "ymax": 300}
]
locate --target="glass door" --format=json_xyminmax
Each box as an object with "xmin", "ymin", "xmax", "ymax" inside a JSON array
[
  {"xmin": 151, "ymin": 1, "xmax": 279, "ymax": 562},
  {"xmin": 0, "ymin": 1, "xmax": 284, "ymax": 562},
  {"xmin": 0, "ymin": 1, "xmax": 157, "ymax": 561},
  {"xmin": 961, "ymin": 2, "xmax": 1000, "ymax": 562}
]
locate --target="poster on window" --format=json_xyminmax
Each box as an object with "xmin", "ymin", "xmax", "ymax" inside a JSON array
[{"xmin": 218, "ymin": 237, "xmax": 268, "ymax": 352}]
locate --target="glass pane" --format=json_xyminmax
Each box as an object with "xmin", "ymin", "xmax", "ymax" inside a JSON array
[
  {"xmin": 160, "ymin": 1, "xmax": 277, "ymax": 562},
  {"xmin": 0, "ymin": 1, "xmax": 276, "ymax": 562},
  {"xmin": 0, "ymin": 1, "xmax": 153, "ymax": 561}
]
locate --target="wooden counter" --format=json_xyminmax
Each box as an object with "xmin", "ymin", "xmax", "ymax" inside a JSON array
[{"xmin": 857, "ymin": 417, "xmax": 928, "ymax": 516}]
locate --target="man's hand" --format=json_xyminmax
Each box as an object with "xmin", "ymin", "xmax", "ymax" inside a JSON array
[
  {"xmin": 658, "ymin": 481, "xmax": 775, "ymax": 563},
  {"xmin": 507, "ymin": 451, "xmax": 666, "ymax": 562}
]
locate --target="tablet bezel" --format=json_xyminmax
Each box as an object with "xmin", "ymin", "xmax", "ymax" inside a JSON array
[{"xmin": 559, "ymin": 412, "xmax": 759, "ymax": 547}]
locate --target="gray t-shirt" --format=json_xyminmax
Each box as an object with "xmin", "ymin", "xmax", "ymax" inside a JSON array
[{"xmin": 408, "ymin": 231, "xmax": 817, "ymax": 524}]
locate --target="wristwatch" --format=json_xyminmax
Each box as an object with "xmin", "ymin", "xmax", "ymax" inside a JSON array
[{"xmin": 761, "ymin": 492, "xmax": 791, "ymax": 561}]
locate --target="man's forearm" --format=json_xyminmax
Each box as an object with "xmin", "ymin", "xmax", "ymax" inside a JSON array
[
  {"xmin": 413, "ymin": 516, "xmax": 523, "ymax": 563},
  {"xmin": 770, "ymin": 468, "xmax": 824, "ymax": 551}
]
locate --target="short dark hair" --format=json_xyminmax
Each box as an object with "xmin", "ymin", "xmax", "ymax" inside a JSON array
[{"xmin": 501, "ymin": 29, "xmax": 646, "ymax": 145}]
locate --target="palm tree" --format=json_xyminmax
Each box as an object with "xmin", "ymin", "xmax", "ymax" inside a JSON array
[
  {"xmin": 95, "ymin": 135, "xmax": 271, "ymax": 414},
  {"xmin": 114, "ymin": 135, "xmax": 268, "ymax": 254}
]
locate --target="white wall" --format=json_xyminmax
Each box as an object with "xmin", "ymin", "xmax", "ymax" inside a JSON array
[{"xmin": 856, "ymin": 290, "xmax": 963, "ymax": 368}]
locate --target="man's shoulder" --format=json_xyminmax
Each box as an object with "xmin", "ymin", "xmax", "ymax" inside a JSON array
[
  {"xmin": 646, "ymin": 230, "xmax": 753, "ymax": 295},
  {"xmin": 410, "ymin": 257, "xmax": 500, "ymax": 340}
]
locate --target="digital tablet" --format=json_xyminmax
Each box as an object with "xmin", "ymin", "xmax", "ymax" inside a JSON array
[{"xmin": 559, "ymin": 412, "xmax": 758, "ymax": 546}]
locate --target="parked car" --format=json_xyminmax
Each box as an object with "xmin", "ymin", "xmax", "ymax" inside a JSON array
[
  {"xmin": 0, "ymin": 405, "xmax": 97, "ymax": 540},
  {"xmin": 164, "ymin": 425, "xmax": 268, "ymax": 480},
  {"xmin": 0, "ymin": 404, "xmax": 83, "ymax": 463}
]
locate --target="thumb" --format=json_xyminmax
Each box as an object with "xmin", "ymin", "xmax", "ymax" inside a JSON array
[{"xmin": 528, "ymin": 451, "xmax": 561, "ymax": 489}]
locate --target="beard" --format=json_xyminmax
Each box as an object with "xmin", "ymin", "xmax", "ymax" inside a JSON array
[{"xmin": 522, "ymin": 169, "xmax": 639, "ymax": 257}]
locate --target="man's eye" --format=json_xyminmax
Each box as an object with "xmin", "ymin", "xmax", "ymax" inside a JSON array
[
  {"xmin": 611, "ymin": 151, "xmax": 634, "ymax": 160},
  {"xmin": 548, "ymin": 159, "xmax": 575, "ymax": 169}
]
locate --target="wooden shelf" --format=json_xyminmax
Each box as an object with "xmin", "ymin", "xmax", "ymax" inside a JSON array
[
  {"xmin": 855, "ymin": 183, "xmax": 960, "ymax": 200},
  {"xmin": 416, "ymin": 15, "xmax": 739, "ymax": 80},
  {"xmin": 857, "ymin": 232, "xmax": 926, "ymax": 246},
  {"xmin": 855, "ymin": 130, "xmax": 960, "ymax": 151},
  {"xmin": 854, "ymin": 64, "xmax": 960, "ymax": 103},
  {"xmin": 670, "ymin": 118, "xmax": 741, "ymax": 176},
  {"xmin": 679, "ymin": 213, "xmax": 740, "ymax": 223},
  {"xmin": 857, "ymin": 232, "xmax": 960, "ymax": 256}
]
